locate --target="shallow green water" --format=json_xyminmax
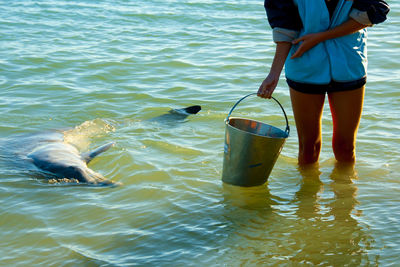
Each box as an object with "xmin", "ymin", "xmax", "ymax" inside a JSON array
[{"xmin": 0, "ymin": 0, "xmax": 399, "ymax": 265}]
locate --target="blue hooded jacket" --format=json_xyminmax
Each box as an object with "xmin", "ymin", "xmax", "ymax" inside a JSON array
[{"xmin": 287, "ymin": 0, "xmax": 366, "ymax": 84}]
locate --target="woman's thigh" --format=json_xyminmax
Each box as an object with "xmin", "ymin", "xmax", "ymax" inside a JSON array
[
  {"xmin": 289, "ymin": 88, "xmax": 326, "ymax": 142},
  {"xmin": 327, "ymin": 86, "xmax": 365, "ymax": 142}
]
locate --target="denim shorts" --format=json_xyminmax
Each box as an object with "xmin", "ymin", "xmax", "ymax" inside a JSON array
[{"xmin": 286, "ymin": 77, "xmax": 366, "ymax": 94}]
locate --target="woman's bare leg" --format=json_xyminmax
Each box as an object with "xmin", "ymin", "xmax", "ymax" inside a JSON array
[
  {"xmin": 328, "ymin": 86, "xmax": 365, "ymax": 163},
  {"xmin": 290, "ymin": 88, "xmax": 326, "ymax": 165}
]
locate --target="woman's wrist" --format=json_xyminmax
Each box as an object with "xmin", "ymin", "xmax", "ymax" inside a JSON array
[{"xmin": 321, "ymin": 19, "xmax": 366, "ymax": 41}]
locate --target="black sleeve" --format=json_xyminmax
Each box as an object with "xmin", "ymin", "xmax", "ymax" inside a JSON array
[
  {"xmin": 264, "ymin": 0, "xmax": 302, "ymax": 31},
  {"xmin": 353, "ymin": 0, "xmax": 390, "ymax": 24}
]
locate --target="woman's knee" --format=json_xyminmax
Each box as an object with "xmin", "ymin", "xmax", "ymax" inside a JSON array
[
  {"xmin": 332, "ymin": 136, "xmax": 356, "ymax": 162},
  {"xmin": 298, "ymin": 138, "xmax": 322, "ymax": 164}
]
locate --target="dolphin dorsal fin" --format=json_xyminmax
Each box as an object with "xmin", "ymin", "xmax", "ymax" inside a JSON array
[
  {"xmin": 170, "ymin": 105, "xmax": 202, "ymax": 115},
  {"xmin": 182, "ymin": 105, "xmax": 201, "ymax": 114},
  {"xmin": 82, "ymin": 142, "xmax": 115, "ymax": 164}
]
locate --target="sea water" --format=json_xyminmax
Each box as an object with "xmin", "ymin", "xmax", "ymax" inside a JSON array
[{"xmin": 0, "ymin": 0, "xmax": 399, "ymax": 265}]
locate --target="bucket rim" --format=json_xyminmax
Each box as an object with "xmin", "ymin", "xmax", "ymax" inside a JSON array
[
  {"xmin": 226, "ymin": 116, "xmax": 289, "ymax": 139},
  {"xmin": 226, "ymin": 93, "xmax": 290, "ymax": 136}
]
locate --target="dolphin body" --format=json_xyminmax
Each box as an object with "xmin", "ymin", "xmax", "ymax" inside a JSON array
[{"xmin": 27, "ymin": 140, "xmax": 117, "ymax": 186}]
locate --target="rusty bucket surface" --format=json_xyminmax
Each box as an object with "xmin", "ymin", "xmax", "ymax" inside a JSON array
[{"xmin": 222, "ymin": 93, "xmax": 290, "ymax": 187}]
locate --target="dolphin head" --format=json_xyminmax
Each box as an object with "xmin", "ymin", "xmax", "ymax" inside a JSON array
[
  {"xmin": 59, "ymin": 165, "xmax": 118, "ymax": 186},
  {"xmin": 28, "ymin": 142, "xmax": 119, "ymax": 186}
]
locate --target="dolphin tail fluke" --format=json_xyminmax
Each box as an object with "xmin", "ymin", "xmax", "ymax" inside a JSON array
[
  {"xmin": 82, "ymin": 142, "xmax": 115, "ymax": 164},
  {"xmin": 182, "ymin": 105, "xmax": 201, "ymax": 114}
]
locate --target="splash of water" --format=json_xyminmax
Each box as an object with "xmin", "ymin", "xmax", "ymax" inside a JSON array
[{"xmin": 63, "ymin": 118, "xmax": 116, "ymax": 151}]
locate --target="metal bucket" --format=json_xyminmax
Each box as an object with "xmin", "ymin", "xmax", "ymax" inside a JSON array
[{"xmin": 222, "ymin": 93, "xmax": 290, "ymax": 187}]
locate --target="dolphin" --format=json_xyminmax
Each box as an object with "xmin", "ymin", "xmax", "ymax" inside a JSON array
[
  {"xmin": 26, "ymin": 139, "xmax": 118, "ymax": 186},
  {"xmin": 149, "ymin": 105, "xmax": 201, "ymax": 123},
  {"xmin": 1, "ymin": 105, "xmax": 201, "ymax": 186}
]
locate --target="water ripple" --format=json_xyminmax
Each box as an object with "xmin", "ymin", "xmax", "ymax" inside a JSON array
[{"xmin": 0, "ymin": 0, "xmax": 399, "ymax": 265}]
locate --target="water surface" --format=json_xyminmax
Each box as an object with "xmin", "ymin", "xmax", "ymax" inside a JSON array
[{"xmin": 0, "ymin": 0, "xmax": 399, "ymax": 265}]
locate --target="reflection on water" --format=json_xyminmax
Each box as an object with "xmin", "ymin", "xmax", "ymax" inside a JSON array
[
  {"xmin": 294, "ymin": 164, "xmax": 323, "ymax": 219},
  {"xmin": 0, "ymin": 0, "xmax": 399, "ymax": 265},
  {"xmin": 220, "ymin": 163, "xmax": 377, "ymax": 265},
  {"xmin": 222, "ymin": 183, "xmax": 278, "ymax": 211},
  {"xmin": 293, "ymin": 163, "xmax": 376, "ymax": 265}
]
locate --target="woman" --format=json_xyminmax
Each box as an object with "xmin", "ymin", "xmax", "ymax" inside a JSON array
[{"xmin": 257, "ymin": 0, "xmax": 390, "ymax": 165}]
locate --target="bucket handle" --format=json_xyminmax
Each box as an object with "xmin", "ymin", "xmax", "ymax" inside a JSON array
[{"xmin": 226, "ymin": 93, "xmax": 290, "ymax": 135}]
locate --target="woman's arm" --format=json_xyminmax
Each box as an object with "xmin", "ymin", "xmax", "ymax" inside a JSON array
[
  {"xmin": 258, "ymin": 42, "xmax": 292, "ymax": 99},
  {"xmin": 258, "ymin": 0, "xmax": 301, "ymax": 98},
  {"xmin": 291, "ymin": 18, "xmax": 366, "ymax": 59}
]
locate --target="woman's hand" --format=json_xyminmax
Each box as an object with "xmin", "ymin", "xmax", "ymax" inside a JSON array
[
  {"xmin": 291, "ymin": 33, "xmax": 324, "ymax": 59},
  {"xmin": 257, "ymin": 72, "xmax": 280, "ymax": 99}
]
